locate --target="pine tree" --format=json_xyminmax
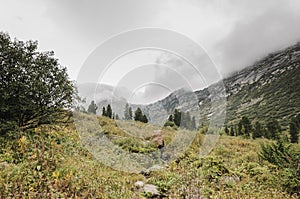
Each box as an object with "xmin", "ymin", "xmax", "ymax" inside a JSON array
[
  {"xmin": 253, "ymin": 121, "xmax": 263, "ymax": 139},
  {"xmin": 115, "ymin": 114, "xmax": 119, "ymax": 120},
  {"xmin": 289, "ymin": 117, "xmax": 299, "ymax": 143},
  {"xmin": 142, "ymin": 114, "xmax": 148, "ymax": 123},
  {"xmin": 224, "ymin": 125, "xmax": 229, "ymax": 135},
  {"xmin": 174, "ymin": 109, "xmax": 181, "ymax": 127},
  {"xmin": 102, "ymin": 107, "xmax": 106, "ymax": 116},
  {"xmin": 134, "ymin": 107, "xmax": 143, "ymax": 122},
  {"xmin": 238, "ymin": 116, "xmax": 251, "ymax": 137},
  {"xmin": 168, "ymin": 115, "xmax": 174, "ymax": 122},
  {"xmin": 230, "ymin": 126, "xmax": 235, "ymax": 136},
  {"xmin": 106, "ymin": 104, "xmax": 112, "ymax": 118},
  {"xmin": 266, "ymin": 119, "xmax": 281, "ymax": 140},
  {"xmin": 87, "ymin": 100, "xmax": 98, "ymax": 114},
  {"xmin": 238, "ymin": 121, "xmax": 242, "ymax": 136}
]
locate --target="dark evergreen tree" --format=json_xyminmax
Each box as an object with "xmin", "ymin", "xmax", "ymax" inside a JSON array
[
  {"xmin": 142, "ymin": 114, "xmax": 148, "ymax": 123},
  {"xmin": 102, "ymin": 106, "xmax": 106, "ymax": 116},
  {"xmin": 106, "ymin": 104, "xmax": 112, "ymax": 118},
  {"xmin": 87, "ymin": 100, "xmax": 98, "ymax": 114},
  {"xmin": 266, "ymin": 119, "xmax": 281, "ymax": 140},
  {"xmin": 174, "ymin": 109, "xmax": 181, "ymax": 127},
  {"xmin": 230, "ymin": 126, "xmax": 235, "ymax": 136},
  {"xmin": 237, "ymin": 122, "xmax": 243, "ymax": 136},
  {"xmin": 253, "ymin": 121, "xmax": 263, "ymax": 139},
  {"xmin": 168, "ymin": 115, "xmax": 174, "ymax": 122},
  {"xmin": 134, "ymin": 107, "xmax": 143, "ymax": 122},
  {"xmin": 224, "ymin": 125, "xmax": 229, "ymax": 135},
  {"xmin": 289, "ymin": 117, "xmax": 299, "ymax": 143},
  {"xmin": 238, "ymin": 116, "xmax": 252, "ymax": 137},
  {"xmin": 115, "ymin": 114, "xmax": 120, "ymax": 120}
]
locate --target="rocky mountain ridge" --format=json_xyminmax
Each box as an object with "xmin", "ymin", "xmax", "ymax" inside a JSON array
[{"xmin": 143, "ymin": 42, "xmax": 300, "ymax": 127}]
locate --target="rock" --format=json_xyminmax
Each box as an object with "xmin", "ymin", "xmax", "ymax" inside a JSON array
[
  {"xmin": 134, "ymin": 181, "xmax": 144, "ymax": 189},
  {"xmin": 143, "ymin": 184, "xmax": 160, "ymax": 196},
  {"xmin": 222, "ymin": 175, "xmax": 240, "ymax": 184},
  {"xmin": 141, "ymin": 165, "xmax": 164, "ymax": 176},
  {"xmin": 152, "ymin": 130, "xmax": 163, "ymax": 147}
]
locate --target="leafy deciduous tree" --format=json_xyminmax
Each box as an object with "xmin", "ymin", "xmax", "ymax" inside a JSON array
[{"xmin": 0, "ymin": 32, "xmax": 75, "ymax": 132}]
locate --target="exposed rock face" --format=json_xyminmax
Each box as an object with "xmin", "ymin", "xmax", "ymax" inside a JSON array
[{"xmin": 143, "ymin": 42, "xmax": 300, "ymax": 127}]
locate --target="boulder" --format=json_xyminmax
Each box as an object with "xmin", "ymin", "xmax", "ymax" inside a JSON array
[
  {"xmin": 134, "ymin": 181, "xmax": 144, "ymax": 189},
  {"xmin": 143, "ymin": 184, "xmax": 160, "ymax": 196},
  {"xmin": 152, "ymin": 130, "xmax": 164, "ymax": 147},
  {"xmin": 141, "ymin": 165, "xmax": 164, "ymax": 176}
]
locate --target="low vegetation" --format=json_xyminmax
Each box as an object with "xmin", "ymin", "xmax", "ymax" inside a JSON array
[
  {"xmin": 1, "ymin": 115, "xmax": 299, "ymax": 198},
  {"xmin": 1, "ymin": 32, "xmax": 299, "ymax": 198}
]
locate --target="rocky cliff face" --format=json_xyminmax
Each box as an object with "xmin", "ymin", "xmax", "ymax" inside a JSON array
[{"xmin": 143, "ymin": 42, "xmax": 300, "ymax": 127}]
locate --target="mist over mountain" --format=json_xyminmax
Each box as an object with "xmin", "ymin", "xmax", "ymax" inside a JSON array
[
  {"xmin": 145, "ymin": 42, "xmax": 300, "ymax": 127},
  {"xmin": 78, "ymin": 42, "xmax": 300, "ymax": 128}
]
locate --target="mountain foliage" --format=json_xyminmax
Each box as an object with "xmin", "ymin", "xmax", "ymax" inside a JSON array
[{"xmin": 0, "ymin": 32, "xmax": 75, "ymax": 134}]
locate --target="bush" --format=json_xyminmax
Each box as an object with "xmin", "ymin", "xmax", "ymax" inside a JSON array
[{"xmin": 258, "ymin": 140, "xmax": 300, "ymax": 194}]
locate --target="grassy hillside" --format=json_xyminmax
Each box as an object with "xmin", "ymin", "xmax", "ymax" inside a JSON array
[{"xmin": 1, "ymin": 116, "xmax": 299, "ymax": 198}]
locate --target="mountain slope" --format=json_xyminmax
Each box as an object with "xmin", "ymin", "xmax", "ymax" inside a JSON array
[{"xmin": 145, "ymin": 42, "xmax": 300, "ymax": 127}]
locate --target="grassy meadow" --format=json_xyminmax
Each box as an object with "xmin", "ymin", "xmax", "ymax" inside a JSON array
[{"xmin": 1, "ymin": 114, "xmax": 299, "ymax": 198}]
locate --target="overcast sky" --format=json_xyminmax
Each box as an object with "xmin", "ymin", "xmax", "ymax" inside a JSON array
[{"xmin": 1, "ymin": 0, "xmax": 300, "ymax": 103}]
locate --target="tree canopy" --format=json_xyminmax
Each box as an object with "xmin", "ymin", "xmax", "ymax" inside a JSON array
[
  {"xmin": 0, "ymin": 32, "xmax": 75, "ymax": 133},
  {"xmin": 134, "ymin": 107, "xmax": 148, "ymax": 123}
]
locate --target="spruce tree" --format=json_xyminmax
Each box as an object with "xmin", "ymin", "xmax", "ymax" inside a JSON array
[
  {"xmin": 289, "ymin": 117, "xmax": 299, "ymax": 143},
  {"xmin": 238, "ymin": 116, "xmax": 251, "ymax": 137},
  {"xmin": 134, "ymin": 107, "xmax": 143, "ymax": 122},
  {"xmin": 253, "ymin": 121, "xmax": 263, "ymax": 139},
  {"xmin": 224, "ymin": 125, "xmax": 229, "ymax": 135},
  {"xmin": 230, "ymin": 126, "xmax": 235, "ymax": 136},
  {"xmin": 102, "ymin": 106, "xmax": 106, "ymax": 117},
  {"xmin": 106, "ymin": 104, "xmax": 112, "ymax": 118},
  {"xmin": 142, "ymin": 114, "xmax": 148, "ymax": 123},
  {"xmin": 174, "ymin": 109, "xmax": 181, "ymax": 127},
  {"xmin": 266, "ymin": 119, "xmax": 281, "ymax": 140},
  {"xmin": 168, "ymin": 115, "xmax": 174, "ymax": 122}
]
